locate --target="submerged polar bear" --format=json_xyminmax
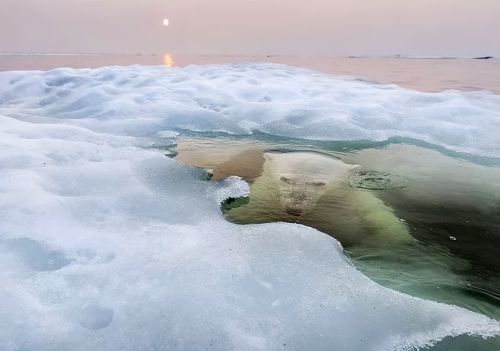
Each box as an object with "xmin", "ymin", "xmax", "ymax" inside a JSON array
[
  {"xmin": 226, "ymin": 151, "xmax": 411, "ymax": 247},
  {"xmin": 265, "ymin": 152, "xmax": 356, "ymax": 216}
]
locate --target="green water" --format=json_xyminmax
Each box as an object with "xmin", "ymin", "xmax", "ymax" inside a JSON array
[{"xmin": 170, "ymin": 133, "xmax": 500, "ymax": 349}]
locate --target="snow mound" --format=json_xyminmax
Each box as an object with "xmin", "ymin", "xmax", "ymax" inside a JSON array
[{"xmin": 0, "ymin": 63, "xmax": 499, "ymax": 157}]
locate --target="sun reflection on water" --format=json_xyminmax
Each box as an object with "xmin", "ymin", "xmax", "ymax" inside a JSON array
[{"xmin": 163, "ymin": 53, "xmax": 174, "ymax": 67}]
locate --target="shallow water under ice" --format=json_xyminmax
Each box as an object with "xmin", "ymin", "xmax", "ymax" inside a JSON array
[{"xmin": 175, "ymin": 136, "xmax": 500, "ymax": 325}]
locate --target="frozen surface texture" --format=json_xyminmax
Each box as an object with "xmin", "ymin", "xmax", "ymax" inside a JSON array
[
  {"xmin": 0, "ymin": 64, "xmax": 499, "ymax": 350},
  {"xmin": 0, "ymin": 63, "xmax": 499, "ymax": 156}
]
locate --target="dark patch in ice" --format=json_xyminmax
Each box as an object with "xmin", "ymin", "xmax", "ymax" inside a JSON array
[
  {"xmin": 165, "ymin": 150, "xmax": 178, "ymax": 159},
  {"xmin": 1, "ymin": 238, "xmax": 71, "ymax": 271},
  {"xmin": 220, "ymin": 196, "xmax": 250, "ymax": 214},
  {"xmin": 79, "ymin": 304, "xmax": 114, "ymax": 330},
  {"xmin": 76, "ymin": 249, "xmax": 115, "ymax": 264},
  {"xmin": 56, "ymin": 89, "xmax": 72, "ymax": 98},
  {"xmin": 45, "ymin": 75, "xmax": 75, "ymax": 87},
  {"xmin": 203, "ymin": 168, "xmax": 214, "ymax": 180}
]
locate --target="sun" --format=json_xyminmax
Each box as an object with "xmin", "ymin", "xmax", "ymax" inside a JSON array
[{"xmin": 162, "ymin": 18, "xmax": 169, "ymax": 27}]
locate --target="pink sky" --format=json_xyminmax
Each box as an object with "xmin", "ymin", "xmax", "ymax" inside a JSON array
[{"xmin": 1, "ymin": 0, "xmax": 499, "ymax": 56}]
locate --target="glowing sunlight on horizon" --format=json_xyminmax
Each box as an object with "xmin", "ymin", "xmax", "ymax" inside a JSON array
[{"xmin": 163, "ymin": 53, "xmax": 174, "ymax": 67}]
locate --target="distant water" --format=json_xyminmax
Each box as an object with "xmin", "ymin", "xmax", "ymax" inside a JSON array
[{"xmin": 0, "ymin": 53, "xmax": 499, "ymax": 93}]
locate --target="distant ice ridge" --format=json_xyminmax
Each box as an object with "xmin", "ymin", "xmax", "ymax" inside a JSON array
[
  {"xmin": 0, "ymin": 64, "xmax": 500, "ymax": 350},
  {"xmin": 0, "ymin": 63, "xmax": 499, "ymax": 157}
]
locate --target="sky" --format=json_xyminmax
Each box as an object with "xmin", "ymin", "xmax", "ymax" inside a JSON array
[{"xmin": 0, "ymin": 0, "xmax": 499, "ymax": 57}]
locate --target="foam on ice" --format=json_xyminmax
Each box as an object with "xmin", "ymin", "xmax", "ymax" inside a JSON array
[
  {"xmin": 0, "ymin": 63, "xmax": 499, "ymax": 157},
  {"xmin": 0, "ymin": 64, "xmax": 499, "ymax": 350}
]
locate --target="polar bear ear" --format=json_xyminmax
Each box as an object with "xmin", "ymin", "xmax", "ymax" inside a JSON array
[
  {"xmin": 306, "ymin": 180, "xmax": 326, "ymax": 187},
  {"xmin": 280, "ymin": 176, "xmax": 291, "ymax": 183}
]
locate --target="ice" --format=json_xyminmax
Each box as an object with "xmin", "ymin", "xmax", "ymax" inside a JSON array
[
  {"xmin": 0, "ymin": 238, "xmax": 71, "ymax": 271},
  {"xmin": 0, "ymin": 64, "xmax": 499, "ymax": 350},
  {"xmin": 79, "ymin": 304, "xmax": 115, "ymax": 330},
  {"xmin": 0, "ymin": 63, "xmax": 499, "ymax": 157}
]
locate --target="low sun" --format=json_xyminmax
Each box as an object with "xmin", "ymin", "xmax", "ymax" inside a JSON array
[{"xmin": 162, "ymin": 18, "xmax": 169, "ymax": 27}]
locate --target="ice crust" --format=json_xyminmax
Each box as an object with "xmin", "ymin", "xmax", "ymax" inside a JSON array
[
  {"xmin": 0, "ymin": 63, "xmax": 499, "ymax": 157},
  {"xmin": 0, "ymin": 64, "xmax": 500, "ymax": 350}
]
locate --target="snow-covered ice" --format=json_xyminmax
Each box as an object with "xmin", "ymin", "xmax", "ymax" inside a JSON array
[
  {"xmin": 1, "ymin": 63, "xmax": 499, "ymax": 156},
  {"xmin": 0, "ymin": 64, "xmax": 499, "ymax": 350}
]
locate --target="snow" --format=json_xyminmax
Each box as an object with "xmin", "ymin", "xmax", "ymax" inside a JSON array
[
  {"xmin": 0, "ymin": 64, "xmax": 499, "ymax": 350},
  {"xmin": 0, "ymin": 63, "xmax": 499, "ymax": 157}
]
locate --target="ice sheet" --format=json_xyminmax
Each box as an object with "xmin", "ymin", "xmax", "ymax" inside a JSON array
[
  {"xmin": 0, "ymin": 64, "xmax": 499, "ymax": 350},
  {"xmin": 0, "ymin": 63, "xmax": 499, "ymax": 157}
]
